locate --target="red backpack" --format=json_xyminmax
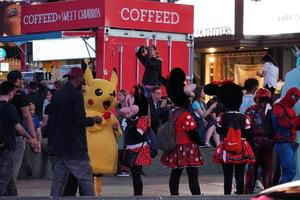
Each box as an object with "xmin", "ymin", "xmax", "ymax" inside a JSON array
[{"xmin": 223, "ymin": 114, "xmax": 243, "ymax": 153}]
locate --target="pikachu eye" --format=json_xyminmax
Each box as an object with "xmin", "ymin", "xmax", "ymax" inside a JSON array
[{"xmin": 95, "ymin": 89, "xmax": 103, "ymax": 96}]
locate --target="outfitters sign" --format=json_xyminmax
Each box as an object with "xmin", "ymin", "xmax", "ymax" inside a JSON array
[{"xmin": 22, "ymin": 0, "xmax": 193, "ymax": 34}]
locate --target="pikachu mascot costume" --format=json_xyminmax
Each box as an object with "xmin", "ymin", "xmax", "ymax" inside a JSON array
[{"xmin": 84, "ymin": 66, "xmax": 122, "ymax": 196}]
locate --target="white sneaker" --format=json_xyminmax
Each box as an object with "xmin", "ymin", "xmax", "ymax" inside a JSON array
[{"xmin": 117, "ymin": 172, "xmax": 129, "ymax": 177}]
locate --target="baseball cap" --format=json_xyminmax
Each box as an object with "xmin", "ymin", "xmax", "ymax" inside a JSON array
[
  {"xmin": 63, "ymin": 67, "xmax": 83, "ymax": 78},
  {"xmin": 7, "ymin": 70, "xmax": 22, "ymax": 83}
]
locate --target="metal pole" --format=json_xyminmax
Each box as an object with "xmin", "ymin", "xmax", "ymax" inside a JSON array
[
  {"xmin": 168, "ymin": 35, "xmax": 172, "ymax": 72},
  {"xmin": 119, "ymin": 46, "xmax": 123, "ymax": 89},
  {"xmin": 135, "ymin": 47, "xmax": 140, "ymax": 83},
  {"xmin": 188, "ymin": 35, "xmax": 194, "ymax": 84}
]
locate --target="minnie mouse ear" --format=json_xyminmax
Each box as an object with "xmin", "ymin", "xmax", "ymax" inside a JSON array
[{"xmin": 204, "ymin": 83, "xmax": 221, "ymax": 96}]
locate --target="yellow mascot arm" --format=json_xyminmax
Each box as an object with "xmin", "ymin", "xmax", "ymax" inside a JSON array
[{"xmin": 111, "ymin": 115, "xmax": 122, "ymax": 137}]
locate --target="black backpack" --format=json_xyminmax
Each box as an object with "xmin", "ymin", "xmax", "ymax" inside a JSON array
[
  {"xmin": 0, "ymin": 103, "xmax": 6, "ymax": 151},
  {"xmin": 157, "ymin": 108, "xmax": 184, "ymax": 152}
]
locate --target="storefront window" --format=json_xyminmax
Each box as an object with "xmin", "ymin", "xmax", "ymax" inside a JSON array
[{"xmin": 204, "ymin": 51, "xmax": 267, "ymax": 86}]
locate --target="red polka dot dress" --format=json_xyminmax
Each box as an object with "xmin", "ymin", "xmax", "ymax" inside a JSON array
[
  {"xmin": 126, "ymin": 116, "xmax": 152, "ymax": 166},
  {"xmin": 160, "ymin": 111, "xmax": 204, "ymax": 168}
]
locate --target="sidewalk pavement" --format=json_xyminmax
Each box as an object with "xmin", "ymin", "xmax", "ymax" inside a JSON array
[{"xmin": 16, "ymin": 175, "xmax": 224, "ymax": 197}]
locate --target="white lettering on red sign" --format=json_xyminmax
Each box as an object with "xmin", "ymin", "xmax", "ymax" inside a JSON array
[
  {"xmin": 120, "ymin": 7, "xmax": 179, "ymax": 24},
  {"xmin": 23, "ymin": 13, "xmax": 58, "ymax": 25},
  {"xmin": 23, "ymin": 8, "xmax": 101, "ymax": 25}
]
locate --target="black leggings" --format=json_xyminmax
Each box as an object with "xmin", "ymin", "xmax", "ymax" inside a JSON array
[
  {"xmin": 169, "ymin": 167, "xmax": 201, "ymax": 195},
  {"xmin": 222, "ymin": 164, "xmax": 245, "ymax": 195},
  {"xmin": 130, "ymin": 165, "xmax": 143, "ymax": 196}
]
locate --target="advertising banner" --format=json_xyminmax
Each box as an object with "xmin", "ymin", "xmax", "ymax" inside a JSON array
[
  {"xmin": 21, "ymin": 0, "xmax": 193, "ymax": 34},
  {"xmin": 22, "ymin": 0, "xmax": 105, "ymax": 34},
  {"xmin": 105, "ymin": 0, "xmax": 193, "ymax": 34}
]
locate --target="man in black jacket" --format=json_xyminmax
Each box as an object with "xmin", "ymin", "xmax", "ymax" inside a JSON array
[{"xmin": 48, "ymin": 67, "xmax": 101, "ymax": 197}]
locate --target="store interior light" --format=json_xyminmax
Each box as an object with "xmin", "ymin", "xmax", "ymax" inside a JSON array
[
  {"xmin": 209, "ymin": 56, "xmax": 215, "ymax": 63},
  {"xmin": 210, "ymin": 64, "xmax": 214, "ymax": 69},
  {"xmin": 264, "ymin": 47, "xmax": 269, "ymax": 50},
  {"xmin": 208, "ymin": 48, "xmax": 216, "ymax": 53},
  {"xmin": 210, "ymin": 73, "xmax": 213, "ymax": 76}
]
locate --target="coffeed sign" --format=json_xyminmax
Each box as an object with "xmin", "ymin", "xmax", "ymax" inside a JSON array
[
  {"xmin": 21, "ymin": 0, "xmax": 193, "ymax": 34},
  {"xmin": 23, "ymin": 8, "xmax": 100, "ymax": 25},
  {"xmin": 21, "ymin": 0, "xmax": 105, "ymax": 34},
  {"xmin": 120, "ymin": 8, "xmax": 179, "ymax": 25}
]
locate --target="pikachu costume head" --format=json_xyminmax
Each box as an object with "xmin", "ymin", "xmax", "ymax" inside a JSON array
[{"xmin": 84, "ymin": 66, "xmax": 118, "ymax": 113}]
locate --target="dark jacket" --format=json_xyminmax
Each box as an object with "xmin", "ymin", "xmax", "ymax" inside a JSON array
[
  {"xmin": 136, "ymin": 46, "xmax": 162, "ymax": 86},
  {"xmin": 149, "ymin": 99, "xmax": 169, "ymax": 133},
  {"xmin": 28, "ymin": 82, "xmax": 48, "ymax": 120},
  {"xmin": 48, "ymin": 83, "xmax": 95, "ymax": 160}
]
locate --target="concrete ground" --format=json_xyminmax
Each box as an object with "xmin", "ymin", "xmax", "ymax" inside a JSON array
[{"xmin": 16, "ymin": 175, "xmax": 225, "ymax": 197}]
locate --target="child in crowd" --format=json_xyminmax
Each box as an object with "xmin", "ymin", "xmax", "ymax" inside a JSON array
[
  {"xmin": 192, "ymin": 86, "xmax": 219, "ymax": 148},
  {"xmin": 244, "ymin": 88, "xmax": 274, "ymax": 193},
  {"xmin": 208, "ymin": 82, "xmax": 255, "ymax": 195},
  {"xmin": 240, "ymin": 78, "xmax": 259, "ymax": 114},
  {"xmin": 116, "ymin": 89, "xmax": 130, "ymax": 177},
  {"xmin": 23, "ymin": 102, "xmax": 42, "ymax": 176}
]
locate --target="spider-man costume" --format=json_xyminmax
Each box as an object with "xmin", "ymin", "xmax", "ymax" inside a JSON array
[{"xmin": 272, "ymin": 87, "xmax": 300, "ymax": 184}]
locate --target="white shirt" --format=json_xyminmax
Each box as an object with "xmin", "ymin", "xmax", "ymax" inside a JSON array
[{"xmin": 263, "ymin": 62, "xmax": 279, "ymax": 88}]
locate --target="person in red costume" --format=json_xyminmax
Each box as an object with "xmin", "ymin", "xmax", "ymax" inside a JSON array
[
  {"xmin": 272, "ymin": 87, "xmax": 300, "ymax": 184},
  {"xmin": 244, "ymin": 88, "xmax": 274, "ymax": 194}
]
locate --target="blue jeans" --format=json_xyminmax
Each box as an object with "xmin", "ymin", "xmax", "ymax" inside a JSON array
[
  {"xmin": 275, "ymin": 143, "xmax": 298, "ymax": 184},
  {"xmin": 50, "ymin": 156, "xmax": 95, "ymax": 197}
]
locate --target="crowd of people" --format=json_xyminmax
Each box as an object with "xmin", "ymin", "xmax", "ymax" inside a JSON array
[{"xmin": 0, "ymin": 47, "xmax": 300, "ymax": 198}]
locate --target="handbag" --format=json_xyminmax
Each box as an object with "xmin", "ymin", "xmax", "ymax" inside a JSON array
[{"xmin": 121, "ymin": 142, "xmax": 145, "ymax": 168}]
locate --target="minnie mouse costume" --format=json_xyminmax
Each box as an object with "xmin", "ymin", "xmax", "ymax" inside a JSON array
[
  {"xmin": 160, "ymin": 68, "xmax": 203, "ymax": 195},
  {"xmin": 205, "ymin": 81, "xmax": 255, "ymax": 195}
]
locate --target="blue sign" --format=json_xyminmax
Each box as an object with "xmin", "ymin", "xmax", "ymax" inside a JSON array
[{"xmin": 0, "ymin": 48, "xmax": 6, "ymax": 61}]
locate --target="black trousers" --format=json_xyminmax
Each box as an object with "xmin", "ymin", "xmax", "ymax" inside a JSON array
[
  {"xmin": 169, "ymin": 167, "xmax": 201, "ymax": 195},
  {"xmin": 222, "ymin": 164, "xmax": 245, "ymax": 195},
  {"xmin": 130, "ymin": 165, "xmax": 143, "ymax": 196},
  {"xmin": 63, "ymin": 173, "xmax": 82, "ymax": 196}
]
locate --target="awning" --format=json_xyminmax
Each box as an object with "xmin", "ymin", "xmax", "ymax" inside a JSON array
[{"xmin": 0, "ymin": 31, "xmax": 96, "ymax": 43}]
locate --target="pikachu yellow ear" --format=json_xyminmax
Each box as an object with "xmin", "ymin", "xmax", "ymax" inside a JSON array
[
  {"xmin": 110, "ymin": 69, "xmax": 118, "ymax": 87},
  {"xmin": 84, "ymin": 66, "xmax": 94, "ymax": 86}
]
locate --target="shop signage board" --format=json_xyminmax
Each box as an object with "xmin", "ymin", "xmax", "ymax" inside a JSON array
[
  {"xmin": 105, "ymin": 0, "xmax": 193, "ymax": 34},
  {"xmin": 21, "ymin": 0, "xmax": 193, "ymax": 34},
  {"xmin": 20, "ymin": 0, "xmax": 194, "ymax": 93},
  {"xmin": 21, "ymin": 0, "xmax": 105, "ymax": 33}
]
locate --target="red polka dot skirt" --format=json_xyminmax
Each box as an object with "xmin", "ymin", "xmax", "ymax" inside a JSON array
[
  {"xmin": 160, "ymin": 143, "xmax": 204, "ymax": 168},
  {"xmin": 130, "ymin": 145, "xmax": 152, "ymax": 166},
  {"xmin": 213, "ymin": 140, "xmax": 256, "ymax": 164}
]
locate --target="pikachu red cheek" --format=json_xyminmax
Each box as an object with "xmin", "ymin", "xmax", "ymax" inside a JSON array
[{"xmin": 88, "ymin": 99, "xmax": 94, "ymax": 106}]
